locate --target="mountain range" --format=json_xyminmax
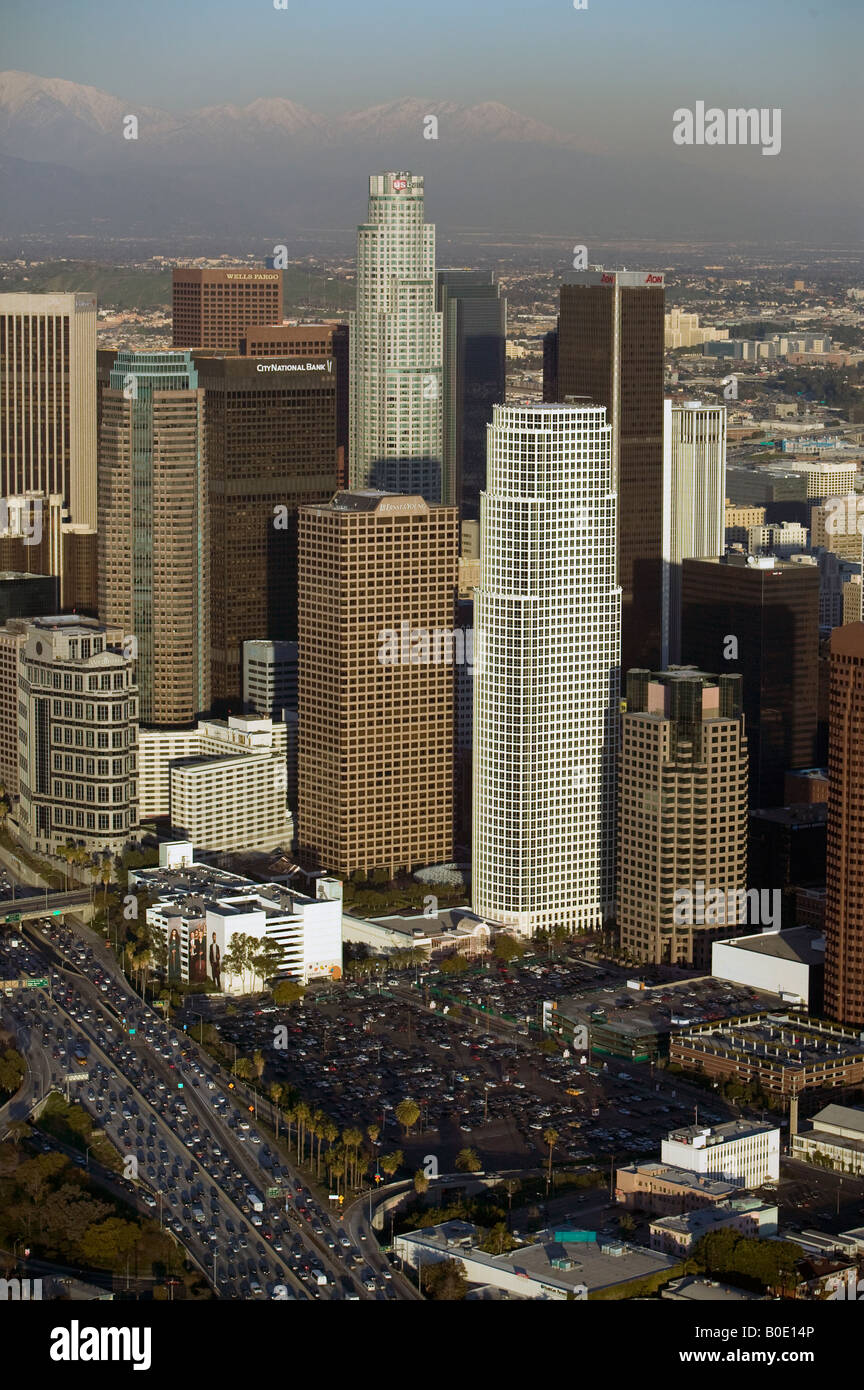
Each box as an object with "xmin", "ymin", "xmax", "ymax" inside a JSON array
[{"xmin": 0, "ymin": 70, "xmax": 858, "ymax": 246}]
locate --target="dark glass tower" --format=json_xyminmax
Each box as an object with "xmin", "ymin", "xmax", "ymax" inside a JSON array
[{"xmin": 436, "ymin": 270, "xmax": 506, "ymax": 521}]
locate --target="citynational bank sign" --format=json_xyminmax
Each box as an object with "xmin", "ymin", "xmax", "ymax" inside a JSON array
[{"xmin": 256, "ymin": 360, "xmax": 334, "ymax": 374}]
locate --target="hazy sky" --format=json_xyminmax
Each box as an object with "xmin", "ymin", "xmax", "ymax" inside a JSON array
[{"xmin": 5, "ymin": 0, "xmax": 860, "ymax": 144}]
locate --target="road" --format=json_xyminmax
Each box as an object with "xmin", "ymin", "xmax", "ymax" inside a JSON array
[{"xmin": 2, "ymin": 917, "xmax": 402, "ymax": 1300}]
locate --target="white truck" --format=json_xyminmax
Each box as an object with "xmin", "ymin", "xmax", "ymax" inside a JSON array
[{"xmin": 247, "ymin": 1190, "xmax": 264, "ymax": 1213}]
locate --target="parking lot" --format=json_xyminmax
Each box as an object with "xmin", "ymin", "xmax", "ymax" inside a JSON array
[{"xmin": 214, "ymin": 971, "xmax": 738, "ymax": 1173}]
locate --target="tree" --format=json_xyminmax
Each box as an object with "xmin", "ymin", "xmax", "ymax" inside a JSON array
[
  {"xmin": 421, "ymin": 1259, "xmax": 468, "ymax": 1300},
  {"xmin": 0, "ymin": 1048, "xmax": 26, "ymax": 1097},
  {"xmin": 543, "ymin": 1127, "xmax": 558, "ymax": 1189},
  {"xmin": 379, "ymin": 1150, "xmax": 403, "ymax": 1179},
  {"xmin": 439, "ymin": 954, "xmax": 469, "ymax": 976},
  {"xmin": 269, "ymin": 1082, "xmax": 284, "ymax": 1138},
  {"xmin": 272, "ymin": 979, "xmax": 306, "ymax": 1007},
  {"xmin": 367, "ymin": 1123, "xmax": 380, "ymax": 1147},
  {"xmin": 252, "ymin": 1049, "xmax": 266, "ymax": 1082},
  {"xmin": 455, "ymin": 1148, "xmax": 482, "ymax": 1173},
  {"xmin": 414, "ymin": 1168, "xmax": 430, "ymax": 1195},
  {"xmin": 493, "ymin": 934, "xmax": 525, "ymax": 964},
  {"xmin": 395, "ymin": 1098, "xmax": 420, "ymax": 1137},
  {"xmin": 232, "ymin": 1056, "xmax": 254, "ymax": 1081},
  {"xmin": 251, "ymin": 938, "xmax": 285, "ymax": 991},
  {"xmin": 478, "ymin": 1222, "xmax": 518, "ymax": 1255}
]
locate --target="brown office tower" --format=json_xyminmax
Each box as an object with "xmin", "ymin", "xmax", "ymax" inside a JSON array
[
  {"xmin": 172, "ymin": 267, "xmax": 283, "ymax": 351},
  {"xmin": 618, "ymin": 667, "xmax": 748, "ymax": 969},
  {"xmin": 825, "ymin": 624, "xmax": 864, "ymax": 1024},
  {"xmin": 681, "ymin": 555, "xmax": 819, "ymax": 808},
  {"xmin": 237, "ymin": 323, "xmax": 349, "ymax": 486},
  {"xmin": 554, "ymin": 269, "xmax": 665, "ymax": 670},
  {"xmin": 298, "ymin": 491, "xmax": 458, "ymax": 876},
  {"xmin": 98, "ymin": 351, "xmax": 209, "ymax": 726},
  {"xmin": 193, "ymin": 353, "xmax": 339, "ymax": 708}
]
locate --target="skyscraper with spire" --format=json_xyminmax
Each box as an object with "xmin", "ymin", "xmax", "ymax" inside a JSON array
[{"xmin": 349, "ymin": 172, "xmax": 444, "ymax": 502}]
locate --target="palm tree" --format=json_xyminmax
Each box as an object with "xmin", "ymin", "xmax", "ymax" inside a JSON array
[
  {"xmin": 455, "ymin": 1147, "xmax": 482, "ymax": 1173},
  {"xmin": 295, "ymin": 1100, "xmax": 311, "ymax": 1164},
  {"xmin": 379, "ymin": 1150, "xmax": 403, "ymax": 1180},
  {"xmin": 252, "ymin": 1048, "xmax": 265, "ymax": 1083},
  {"xmin": 269, "ymin": 1082, "xmax": 284, "ymax": 1138},
  {"xmin": 414, "ymin": 1168, "xmax": 430, "ymax": 1195},
  {"xmin": 367, "ymin": 1122, "xmax": 380, "ymax": 1147},
  {"xmin": 395, "ymin": 1098, "xmax": 420, "ymax": 1137},
  {"xmin": 343, "ymin": 1127, "xmax": 364, "ymax": 1189},
  {"xmin": 233, "ymin": 1056, "xmax": 254, "ymax": 1082},
  {"xmin": 543, "ymin": 1127, "xmax": 559, "ymax": 1192}
]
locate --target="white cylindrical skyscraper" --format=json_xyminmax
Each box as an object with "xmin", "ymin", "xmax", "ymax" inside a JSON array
[
  {"xmin": 473, "ymin": 401, "xmax": 621, "ymax": 936},
  {"xmin": 348, "ymin": 172, "xmax": 443, "ymax": 502}
]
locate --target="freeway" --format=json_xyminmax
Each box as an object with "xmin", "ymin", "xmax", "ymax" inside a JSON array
[{"xmin": 6, "ymin": 916, "xmax": 403, "ymax": 1299}]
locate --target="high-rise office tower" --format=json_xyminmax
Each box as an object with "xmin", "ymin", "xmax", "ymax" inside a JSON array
[
  {"xmin": 681, "ymin": 555, "xmax": 819, "ymax": 808},
  {"xmin": 473, "ymin": 402, "xmax": 621, "ymax": 936},
  {"xmin": 0, "ymin": 293, "xmax": 97, "ymax": 531},
  {"xmin": 98, "ymin": 351, "xmax": 209, "ymax": 726},
  {"xmin": 298, "ymin": 490, "xmax": 458, "ymax": 876},
  {"xmin": 662, "ymin": 400, "xmax": 726, "ymax": 665},
  {"xmin": 825, "ymin": 624, "xmax": 864, "ymax": 1024},
  {"xmin": 17, "ymin": 615, "xmax": 138, "ymax": 856},
  {"xmin": 437, "ymin": 270, "xmax": 506, "ymax": 519},
  {"xmin": 349, "ymin": 173, "xmax": 443, "ymax": 501},
  {"xmin": 618, "ymin": 667, "xmax": 748, "ymax": 969},
  {"xmin": 172, "ymin": 268, "xmax": 283, "ymax": 351},
  {"xmin": 192, "ymin": 353, "xmax": 338, "ymax": 707},
  {"xmin": 238, "ymin": 322, "xmax": 349, "ymax": 483},
  {"xmin": 553, "ymin": 269, "xmax": 665, "ymax": 671}
]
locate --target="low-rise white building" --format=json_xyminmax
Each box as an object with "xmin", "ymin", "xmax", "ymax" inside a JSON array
[
  {"xmin": 661, "ymin": 1119, "xmax": 780, "ymax": 1188},
  {"xmin": 132, "ymin": 853, "xmax": 342, "ymax": 990},
  {"xmin": 711, "ymin": 926, "xmax": 824, "ymax": 1008}
]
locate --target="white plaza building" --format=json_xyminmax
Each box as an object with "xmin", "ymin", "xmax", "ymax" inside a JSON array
[
  {"xmin": 472, "ymin": 401, "xmax": 621, "ymax": 936},
  {"xmin": 348, "ymin": 171, "xmax": 444, "ymax": 502}
]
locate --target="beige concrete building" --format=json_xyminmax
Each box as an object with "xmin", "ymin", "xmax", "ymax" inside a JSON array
[
  {"xmin": 664, "ymin": 309, "xmax": 729, "ymax": 350},
  {"xmin": 618, "ymin": 666, "xmax": 748, "ymax": 968},
  {"xmin": 298, "ymin": 490, "xmax": 458, "ymax": 876},
  {"xmin": 0, "ymin": 292, "xmax": 98, "ymax": 531},
  {"xmin": 17, "ymin": 615, "xmax": 138, "ymax": 856}
]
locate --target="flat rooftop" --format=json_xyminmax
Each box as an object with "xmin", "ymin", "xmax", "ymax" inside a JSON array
[{"xmin": 718, "ymin": 927, "xmax": 825, "ymax": 966}]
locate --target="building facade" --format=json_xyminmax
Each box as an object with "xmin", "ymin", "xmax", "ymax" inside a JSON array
[
  {"xmin": 681, "ymin": 556, "xmax": 819, "ymax": 808},
  {"xmin": 436, "ymin": 270, "xmax": 506, "ymax": 519},
  {"xmin": 473, "ymin": 402, "xmax": 621, "ymax": 935},
  {"xmin": 98, "ymin": 351, "xmax": 209, "ymax": 727},
  {"xmin": 0, "ymin": 292, "xmax": 97, "ymax": 531},
  {"xmin": 348, "ymin": 172, "xmax": 444, "ymax": 502},
  {"xmin": 193, "ymin": 353, "xmax": 338, "ymax": 705},
  {"xmin": 553, "ymin": 269, "xmax": 665, "ymax": 671},
  {"xmin": 661, "ymin": 1119, "xmax": 780, "ymax": 1187},
  {"xmin": 298, "ymin": 490, "xmax": 458, "ymax": 876},
  {"xmin": 662, "ymin": 400, "xmax": 726, "ymax": 665},
  {"xmin": 17, "ymin": 616, "xmax": 138, "ymax": 856},
  {"xmin": 825, "ymin": 623, "xmax": 864, "ymax": 1024},
  {"xmin": 172, "ymin": 267, "xmax": 282, "ymax": 351},
  {"xmin": 618, "ymin": 667, "xmax": 748, "ymax": 968}
]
